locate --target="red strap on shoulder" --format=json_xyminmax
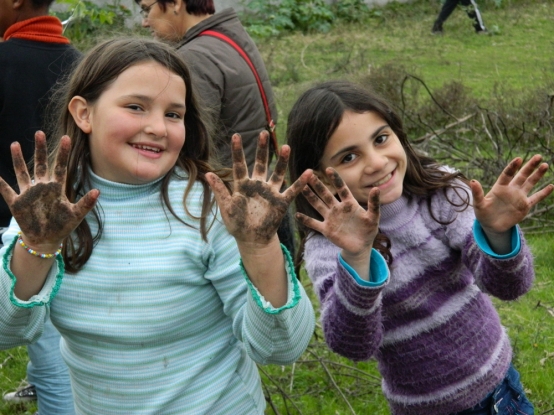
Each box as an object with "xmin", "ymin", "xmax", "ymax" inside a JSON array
[{"xmin": 198, "ymin": 30, "xmax": 278, "ymax": 155}]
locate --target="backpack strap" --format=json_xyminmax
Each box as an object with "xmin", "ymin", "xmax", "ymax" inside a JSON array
[{"xmin": 198, "ymin": 30, "xmax": 278, "ymax": 158}]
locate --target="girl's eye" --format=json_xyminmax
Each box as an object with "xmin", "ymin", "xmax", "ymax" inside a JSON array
[
  {"xmin": 127, "ymin": 104, "xmax": 143, "ymax": 111},
  {"xmin": 341, "ymin": 153, "xmax": 357, "ymax": 164},
  {"xmin": 166, "ymin": 112, "xmax": 183, "ymax": 119},
  {"xmin": 375, "ymin": 134, "xmax": 388, "ymax": 145}
]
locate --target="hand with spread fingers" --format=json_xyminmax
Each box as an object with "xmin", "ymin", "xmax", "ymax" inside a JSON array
[
  {"xmin": 207, "ymin": 131, "xmax": 311, "ymax": 246},
  {"xmin": 206, "ymin": 131, "xmax": 312, "ymax": 307},
  {"xmin": 296, "ymin": 168, "xmax": 381, "ymax": 278},
  {"xmin": 470, "ymin": 154, "xmax": 554, "ymax": 254},
  {"xmin": 0, "ymin": 131, "xmax": 99, "ymax": 252}
]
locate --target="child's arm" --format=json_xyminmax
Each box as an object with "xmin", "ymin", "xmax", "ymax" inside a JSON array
[
  {"xmin": 206, "ymin": 132, "xmax": 311, "ymax": 308},
  {"xmin": 294, "ymin": 170, "xmax": 386, "ymax": 360},
  {"xmin": 0, "ymin": 132, "xmax": 99, "ymax": 301},
  {"xmin": 470, "ymin": 155, "xmax": 553, "ymax": 254},
  {"xmin": 303, "ymin": 232, "xmax": 387, "ymax": 361},
  {"xmin": 296, "ymin": 168, "xmax": 381, "ymax": 280}
]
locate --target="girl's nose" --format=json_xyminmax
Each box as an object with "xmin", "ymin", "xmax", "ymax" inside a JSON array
[
  {"xmin": 141, "ymin": 18, "xmax": 149, "ymax": 28},
  {"xmin": 363, "ymin": 152, "xmax": 387, "ymax": 174},
  {"xmin": 144, "ymin": 114, "xmax": 167, "ymax": 138}
]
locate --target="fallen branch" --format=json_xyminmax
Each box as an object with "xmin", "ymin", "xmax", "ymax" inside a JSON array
[
  {"xmin": 412, "ymin": 113, "xmax": 476, "ymax": 144},
  {"xmin": 259, "ymin": 364, "xmax": 305, "ymax": 415},
  {"xmin": 307, "ymin": 349, "xmax": 357, "ymax": 415}
]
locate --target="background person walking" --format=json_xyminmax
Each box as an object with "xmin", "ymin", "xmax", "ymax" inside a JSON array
[{"xmin": 432, "ymin": 0, "xmax": 487, "ymax": 34}]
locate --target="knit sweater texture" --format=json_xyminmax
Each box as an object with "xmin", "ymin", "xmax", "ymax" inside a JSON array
[
  {"xmin": 304, "ymin": 185, "xmax": 533, "ymax": 415},
  {"xmin": 0, "ymin": 170, "xmax": 315, "ymax": 415}
]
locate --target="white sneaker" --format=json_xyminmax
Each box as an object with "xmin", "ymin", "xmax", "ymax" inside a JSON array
[{"xmin": 3, "ymin": 384, "xmax": 37, "ymax": 403}]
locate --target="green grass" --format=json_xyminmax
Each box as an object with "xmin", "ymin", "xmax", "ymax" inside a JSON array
[
  {"xmin": 493, "ymin": 233, "xmax": 554, "ymax": 413},
  {"xmin": 0, "ymin": 348, "xmax": 36, "ymax": 415},
  {"xmin": 256, "ymin": 0, "xmax": 554, "ymax": 139},
  {"xmin": 2, "ymin": 0, "xmax": 554, "ymax": 413}
]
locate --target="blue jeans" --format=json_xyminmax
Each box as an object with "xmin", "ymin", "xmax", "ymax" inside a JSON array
[
  {"xmin": 453, "ymin": 365, "xmax": 534, "ymax": 415},
  {"xmin": 27, "ymin": 316, "xmax": 75, "ymax": 415}
]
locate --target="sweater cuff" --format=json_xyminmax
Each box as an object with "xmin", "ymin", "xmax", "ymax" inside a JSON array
[
  {"xmin": 339, "ymin": 249, "xmax": 389, "ymax": 287},
  {"xmin": 473, "ymin": 220, "xmax": 521, "ymax": 259},
  {"xmin": 240, "ymin": 244, "xmax": 301, "ymax": 314},
  {"xmin": 3, "ymin": 233, "xmax": 65, "ymax": 308}
]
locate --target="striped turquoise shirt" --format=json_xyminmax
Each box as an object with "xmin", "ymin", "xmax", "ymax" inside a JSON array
[{"xmin": 0, "ymin": 170, "xmax": 315, "ymax": 415}]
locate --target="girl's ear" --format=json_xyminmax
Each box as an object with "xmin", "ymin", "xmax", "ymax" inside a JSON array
[
  {"xmin": 68, "ymin": 96, "xmax": 92, "ymax": 134},
  {"xmin": 314, "ymin": 169, "xmax": 337, "ymax": 195}
]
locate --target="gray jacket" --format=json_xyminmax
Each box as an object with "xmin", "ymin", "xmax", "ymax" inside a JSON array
[{"xmin": 177, "ymin": 8, "xmax": 278, "ymax": 169}]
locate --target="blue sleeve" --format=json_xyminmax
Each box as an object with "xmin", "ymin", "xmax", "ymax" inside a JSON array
[
  {"xmin": 473, "ymin": 220, "xmax": 520, "ymax": 259},
  {"xmin": 339, "ymin": 248, "xmax": 389, "ymax": 287}
]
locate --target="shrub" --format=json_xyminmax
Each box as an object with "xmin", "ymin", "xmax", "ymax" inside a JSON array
[
  {"xmin": 52, "ymin": 0, "xmax": 132, "ymax": 48},
  {"xmin": 359, "ymin": 68, "xmax": 554, "ymax": 231},
  {"xmin": 240, "ymin": 0, "xmax": 376, "ymax": 38}
]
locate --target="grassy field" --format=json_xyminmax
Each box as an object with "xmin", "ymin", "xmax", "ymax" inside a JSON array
[
  {"xmin": 1, "ymin": 0, "xmax": 554, "ymax": 413},
  {"xmin": 256, "ymin": 0, "xmax": 554, "ymax": 139}
]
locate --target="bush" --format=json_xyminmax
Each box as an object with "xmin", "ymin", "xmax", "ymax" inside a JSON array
[
  {"xmin": 359, "ymin": 69, "xmax": 554, "ymax": 232},
  {"xmin": 240, "ymin": 0, "xmax": 375, "ymax": 38},
  {"xmin": 52, "ymin": 0, "xmax": 132, "ymax": 49}
]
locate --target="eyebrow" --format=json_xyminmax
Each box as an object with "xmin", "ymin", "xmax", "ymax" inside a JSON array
[
  {"xmin": 121, "ymin": 94, "xmax": 187, "ymax": 110},
  {"xmin": 329, "ymin": 124, "xmax": 390, "ymax": 162}
]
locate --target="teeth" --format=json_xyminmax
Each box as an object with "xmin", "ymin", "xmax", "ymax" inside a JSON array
[
  {"xmin": 134, "ymin": 144, "xmax": 161, "ymax": 153},
  {"xmin": 371, "ymin": 173, "xmax": 391, "ymax": 187}
]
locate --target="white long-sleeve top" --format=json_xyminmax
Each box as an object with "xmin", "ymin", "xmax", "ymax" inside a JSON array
[{"xmin": 0, "ymin": 170, "xmax": 315, "ymax": 415}]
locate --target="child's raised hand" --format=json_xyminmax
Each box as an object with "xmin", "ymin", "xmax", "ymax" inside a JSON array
[
  {"xmin": 0, "ymin": 131, "xmax": 99, "ymax": 250},
  {"xmin": 206, "ymin": 132, "xmax": 311, "ymax": 246},
  {"xmin": 471, "ymin": 155, "xmax": 553, "ymax": 242},
  {"xmin": 296, "ymin": 168, "xmax": 380, "ymax": 263}
]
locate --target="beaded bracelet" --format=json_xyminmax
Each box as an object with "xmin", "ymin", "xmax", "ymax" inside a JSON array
[{"xmin": 17, "ymin": 232, "xmax": 62, "ymax": 259}]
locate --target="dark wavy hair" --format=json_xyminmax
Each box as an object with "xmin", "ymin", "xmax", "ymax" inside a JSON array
[
  {"xmin": 47, "ymin": 37, "xmax": 219, "ymax": 273},
  {"xmin": 287, "ymin": 80, "xmax": 470, "ymax": 269}
]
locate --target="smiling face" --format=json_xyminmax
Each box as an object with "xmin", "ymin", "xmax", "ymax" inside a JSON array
[
  {"xmin": 70, "ymin": 61, "xmax": 187, "ymax": 185},
  {"xmin": 319, "ymin": 110, "xmax": 407, "ymax": 205}
]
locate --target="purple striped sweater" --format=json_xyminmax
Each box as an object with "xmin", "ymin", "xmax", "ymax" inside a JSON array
[{"xmin": 304, "ymin": 187, "xmax": 534, "ymax": 415}]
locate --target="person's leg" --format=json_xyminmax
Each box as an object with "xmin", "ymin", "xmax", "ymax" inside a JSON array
[
  {"xmin": 459, "ymin": 0, "xmax": 487, "ymax": 32},
  {"xmin": 491, "ymin": 365, "xmax": 534, "ymax": 415},
  {"xmin": 451, "ymin": 365, "xmax": 534, "ymax": 415},
  {"xmin": 432, "ymin": 0, "xmax": 460, "ymax": 32},
  {"xmin": 27, "ymin": 316, "xmax": 75, "ymax": 415}
]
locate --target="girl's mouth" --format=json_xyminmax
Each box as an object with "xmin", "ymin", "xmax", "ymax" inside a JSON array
[
  {"xmin": 370, "ymin": 170, "xmax": 394, "ymax": 187},
  {"xmin": 131, "ymin": 144, "xmax": 161, "ymax": 153}
]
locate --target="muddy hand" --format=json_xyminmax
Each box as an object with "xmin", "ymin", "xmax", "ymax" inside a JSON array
[
  {"xmin": 207, "ymin": 131, "xmax": 311, "ymax": 245},
  {"xmin": 471, "ymin": 154, "xmax": 554, "ymax": 234},
  {"xmin": 296, "ymin": 168, "xmax": 380, "ymax": 256},
  {"xmin": 0, "ymin": 131, "xmax": 99, "ymax": 248}
]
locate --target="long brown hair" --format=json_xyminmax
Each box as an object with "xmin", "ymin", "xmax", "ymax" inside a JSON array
[
  {"xmin": 287, "ymin": 80, "xmax": 470, "ymax": 270},
  {"xmin": 48, "ymin": 37, "xmax": 219, "ymax": 273}
]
